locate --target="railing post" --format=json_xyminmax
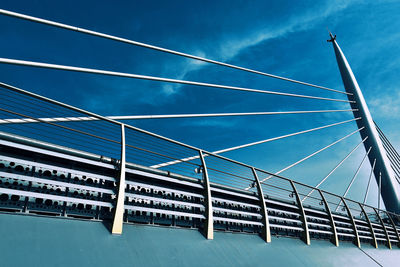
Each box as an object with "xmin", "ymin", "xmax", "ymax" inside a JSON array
[
  {"xmin": 385, "ymin": 211, "xmax": 400, "ymax": 248},
  {"xmin": 318, "ymin": 190, "xmax": 339, "ymax": 246},
  {"xmin": 374, "ymin": 208, "xmax": 392, "ymax": 249},
  {"xmin": 111, "ymin": 124, "xmax": 126, "ymax": 234},
  {"xmin": 251, "ymin": 167, "xmax": 271, "ymax": 243},
  {"xmin": 199, "ymin": 150, "xmax": 213, "ymax": 239},
  {"xmin": 359, "ymin": 204, "xmax": 378, "ymax": 248},
  {"xmin": 341, "ymin": 197, "xmax": 361, "ymax": 248},
  {"xmin": 290, "ymin": 181, "xmax": 310, "ymax": 245}
]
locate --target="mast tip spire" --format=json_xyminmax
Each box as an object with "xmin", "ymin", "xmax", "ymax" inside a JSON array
[{"xmin": 327, "ymin": 30, "xmax": 336, "ymax": 43}]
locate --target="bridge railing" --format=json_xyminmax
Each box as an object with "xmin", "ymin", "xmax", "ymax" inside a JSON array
[{"xmin": 0, "ymin": 82, "xmax": 399, "ymax": 248}]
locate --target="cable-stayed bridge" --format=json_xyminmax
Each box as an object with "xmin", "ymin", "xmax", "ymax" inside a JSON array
[{"xmin": 0, "ymin": 8, "xmax": 399, "ymax": 266}]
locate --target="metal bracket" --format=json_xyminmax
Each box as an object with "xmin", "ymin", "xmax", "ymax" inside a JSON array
[
  {"xmin": 374, "ymin": 208, "xmax": 392, "ymax": 249},
  {"xmin": 290, "ymin": 181, "xmax": 310, "ymax": 245},
  {"xmin": 359, "ymin": 204, "xmax": 378, "ymax": 248},
  {"xmin": 199, "ymin": 150, "xmax": 213, "ymax": 239},
  {"xmin": 111, "ymin": 124, "xmax": 126, "ymax": 234},
  {"xmin": 251, "ymin": 168, "xmax": 271, "ymax": 243},
  {"xmin": 341, "ymin": 197, "xmax": 361, "ymax": 248},
  {"xmin": 318, "ymin": 190, "xmax": 339, "ymax": 246}
]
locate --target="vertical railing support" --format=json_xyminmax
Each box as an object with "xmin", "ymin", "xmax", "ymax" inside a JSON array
[
  {"xmin": 290, "ymin": 181, "xmax": 310, "ymax": 245},
  {"xmin": 111, "ymin": 124, "xmax": 126, "ymax": 234},
  {"xmin": 251, "ymin": 167, "xmax": 271, "ymax": 243},
  {"xmin": 318, "ymin": 190, "xmax": 339, "ymax": 246},
  {"xmin": 385, "ymin": 212, "xmax": 400, "ymax": 248},
  {"xmin": 199, "ymin": 150, "xmax": 213, "ymax": 239},
  {"xmin": 359, "ymin": 204, "xmax": 378, "ymax": 248},
  {"xmin": 341, "ymin": 197, "xmax": 361, "ymax": 248},
  {"xmin": 374, "ymin": 208, "xmax": 392, "ymax": 249}
]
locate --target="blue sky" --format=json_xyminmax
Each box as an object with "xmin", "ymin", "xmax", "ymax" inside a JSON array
[{"xmin": 0, "ymin": 0, "xmax": 399, "ymax": 208}]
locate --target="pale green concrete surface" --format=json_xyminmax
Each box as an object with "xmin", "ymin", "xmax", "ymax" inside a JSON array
[{"xmin": 0, "ymin": 213, "xmax": 399, "ymax": 267}]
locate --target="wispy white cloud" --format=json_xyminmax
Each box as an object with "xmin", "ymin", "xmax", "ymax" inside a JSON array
[
  {"xmin": 369, "ymin": 87, "xmax": 400, "ymax": 119},
  {"xmin": 155, "ymin": 0, "xmax": 358, "ymax": 100}
]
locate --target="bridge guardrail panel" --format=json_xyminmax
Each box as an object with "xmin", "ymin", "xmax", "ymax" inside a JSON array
[
  {"xmin": 257, "ymin": 172, "xmax": 304, "ymax": 239},
  {"xmin": 358, "ymin": 203, "xmax": 378, "ymax": 248}
]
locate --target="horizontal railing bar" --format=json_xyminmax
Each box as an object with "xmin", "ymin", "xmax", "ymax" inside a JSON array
[
  {"xmin": 356, "ymin": 225, "xmax": 371, "ymax": 231},
  {"xmin": 334, "ymin": 222, "xmax": 353, "ymax": 228},
  {"xmin": 124, "ymin": 205, "xmax": 205, "ymax": 219},
  {"xmin": 210, "ymin": 186, "xmax": 259, "ymax": 201},
  {"xmin": 213, "ymin": 207, "xmax": 262, "ymax": 218},
  {"xmin": 213, "ymin": 216, "xmax": 263, "ymax": 226},
  {"xmin": 353, "ymin": 218, "xmax": 369, "ymax": 226},
  {"xmin": 307, "ymin": 222, "xmax": 332, "ymax": 229},
  {"xmin": 0, "ymin": 135, "xmax": 115, "ymax": 169},
  {"xmin": 126, "ymin": 168, "xmax": 203, "ymax": 189},
  {"xmin": 308, "ymin": 229, "xmax": 333, "ymax": 235},
  {"xmin": 337, "ymin": 232, "xmax": 355, "ymax": 237},
  {"xmin": 359, "ymin": 236, "xmax": 373, "ymax": 240},
  {"xmin": 0, "ymin": 171, "xmax": 114, "ymax": 194},
  {"xmin": 0, "ymin": 154, "xmax": 116, "ymax": 182},
  {"xmin": 332, "ymin": 214, "xmax": 351, "ymax": 221},
  {"xmin": 306, "ymin": 215, "xmax": 330, "ymax": 223},
  {"xmin": 0, "ymin": 187, "xmax": 113, "ymax": 207},
  {"xmin": 304, "ymin": 207, "xmax": 328, "ymax": 216},
  {"xmin": 335, "ymin": 226, "xmax": 354, "ymax": 232},
  {"xmin": 268, "ymin": 215, "xmax": 302, "ymax": 224},
  {"xmin": 357, "ymin": 230, "xmax": 372, "ymax": 235},
  {"xmin": 269, "ymin": 224, "xmax": 304, "ymax": 231},
  {"xmin": 265, "ymin": 199, "xmax": 298, "ymax": 209},
  {"xmin": 125, "ymin": 180, "xmax": 204, "ymax": 199},
  {"xmin": 124, "ymin": 193, "xmax": 204, "ymax": 209},
  {"xmin": 212, "ymin": 197, "xmax": 260, "ymax": 209},
  {"xmin": 267, "ymin": 208, "xmax": 300, "ymax": 217}
]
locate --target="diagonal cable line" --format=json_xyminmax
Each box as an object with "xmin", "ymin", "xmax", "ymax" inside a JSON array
[
  {"xmin": 375, "ymin": 122, "xmax": 400, "ymax": 165},
  {"xmin": 302, "ymin": 136, "xmax": 368, "ymax": 202},
  {"xmin": 0, "ymin": 8, "xmax": 350, "ymax": 95},
  {"xmin": 363, "ymin": 159, "xmax": 376, "ymax": 205},
  {"xmin": 252, "ymin": 127, "xmax": 365, "ymax": 189},
  {"xmin": 0, "ymin": 58, "xmax": 354, "ymax": 103},
  {"xmin": 334, "ymin": 146, "xmax": 372, "ymax": 212},
  {"xmin": 0, "ymin": 109, "xmax": 357, "ymax": 124},
  {"xmin": 150, "ymin": 118, "xmax": 360, "ymax": 169}
]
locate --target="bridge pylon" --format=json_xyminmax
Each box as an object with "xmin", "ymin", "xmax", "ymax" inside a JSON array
[{"xmin": 329, "ymin": 33, "xmax": 400, "ymax": 213}]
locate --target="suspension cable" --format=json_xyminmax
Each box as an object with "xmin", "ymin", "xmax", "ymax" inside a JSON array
[
  {"xmin": 150, "ymin": 118, "xmax": 361, "ymax": 169},
  {"xmin": 334, "ymin": 147, "xmax": 372, "ymax": 211},
  {"xmin": 0, "ymin": 8, "xmax": 350, "ymax": 96},
  {"xmin": 363, "ymin": 159, "xmax": 376, "ymax": 205},
  {"xmin": 0, "ymin": 109, "xmax": 358, "ymax": 124},
  {"xmin": 375, "ymin": 123, "xmax": 400, "ymax": 164},
  {"xmin": 302, "ymin": 136, "xmax": 368, "ymax": 201},
  {"xmin": 252, "ymin": 127, "xmax": 365, "ymax": 189},
  {"xmin": 0, "ymin": 58, "xmax": 354, "ymax": 103}
]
